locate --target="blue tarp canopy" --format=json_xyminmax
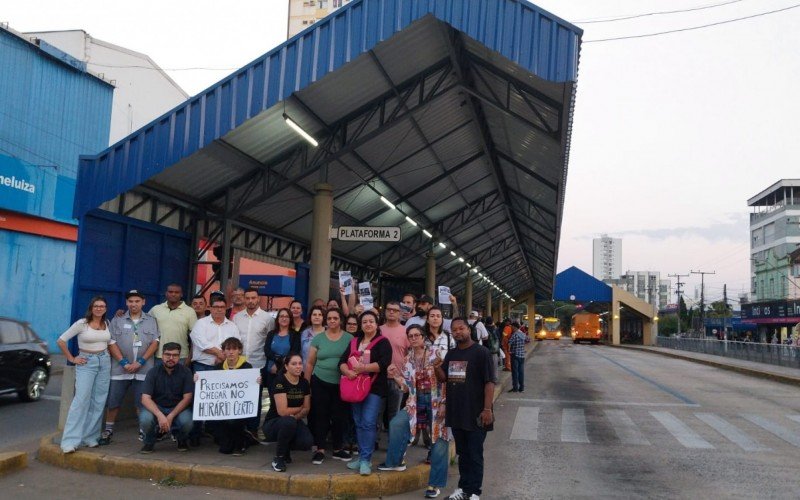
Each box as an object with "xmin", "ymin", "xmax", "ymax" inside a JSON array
[
  {"xmin": 74, "ymin": 0, "xmax": 582, "ymax": 301},
  {"xmin": 553, "ymin": 266, "xmax": 612, "ymax": 303}
]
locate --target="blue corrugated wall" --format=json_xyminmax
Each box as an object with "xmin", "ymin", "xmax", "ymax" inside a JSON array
[
  {"xmin": 0, "ymin": 231, "xmax": 76, "ymax": 350},
  {"xmin": 0, "ymin": 28, "xmax": 113, "ymax": 351}
]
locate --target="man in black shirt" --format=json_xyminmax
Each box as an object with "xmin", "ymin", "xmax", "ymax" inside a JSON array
[
  {"xmin": 435, "ymin": 317, "xmax": 494, "ymax": 500},
  {"xmin": 139, "ymin": 342, "xmax": 194, "ymax": 454}
]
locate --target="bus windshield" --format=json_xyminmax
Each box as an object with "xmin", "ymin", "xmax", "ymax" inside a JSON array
[{"xmin": 544, "ymin": 318, "xmax": 560, "ymax": 331}]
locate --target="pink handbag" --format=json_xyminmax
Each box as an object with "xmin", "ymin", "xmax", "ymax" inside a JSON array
[{"xmin": 340, "ymin": 336, "xmax": 383, "ymax": 403}]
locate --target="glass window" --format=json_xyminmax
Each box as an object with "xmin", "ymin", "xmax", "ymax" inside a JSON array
[{"xmin": 0, "ymin": 320, "xmax": 27, "ymax": 344}]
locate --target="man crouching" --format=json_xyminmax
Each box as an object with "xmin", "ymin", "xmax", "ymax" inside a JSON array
[{"xmin": 139, "ymin": 342, "xmax": 194, "ymax": 453}]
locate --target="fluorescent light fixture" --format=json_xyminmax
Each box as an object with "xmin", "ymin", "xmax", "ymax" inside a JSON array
[
  {"xmin": 450, "ymin": 251, "xmax": 456, "ymax": 257},
  {"xmin": 422, "ymin": 229, "xmax": 433, "ymax": 238},
  {"xmin": 466, "ymin": 263, "xmax": 472, "ymax": 268},
  {"xmin": 438, "ymin": 242, "xmax": 446, "ymax": 249},
  {"xmin": 458, "ymin": 257, "xmax": 465, "ymax": 262},
  {"xmin": 405, "ymin": 216, "xmax": 418, "ymax": 226},
  {"xmin": 380, "ymin": 196, "xmax": 396, "ymax": 210},
  {"xmin": 283, "ymin": 113, "xmax": 318, "ymax": 147}
]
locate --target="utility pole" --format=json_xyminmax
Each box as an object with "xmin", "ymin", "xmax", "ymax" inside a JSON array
[
  {"xmin": 669, "ymin": 273, "xmax": 689, "ymax": 336},
  {"xmin": 723, "ymin": 284, "xmax": 728, "ymax": 339},
  {"xmin": 691, "ymin": 270, "xmax": 715, "ymax": 337}
]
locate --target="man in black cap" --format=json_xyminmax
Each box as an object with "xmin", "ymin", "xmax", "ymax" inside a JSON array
[
  {"xmin": 101, "ymin": 289, "xmax": 160, "ymax": 444},
  {"xmin": 406, "ymin": 293, "xmax": 457, "ymax": 331}
]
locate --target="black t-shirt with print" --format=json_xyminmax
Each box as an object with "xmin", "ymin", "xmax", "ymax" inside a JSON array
[
  {"xmin": 442, "ymin": 343, "xmax": 493, "ymax": 431},
  {"xmin": 265, "ymin": 373, "xmax": 310, "ymax": 420}
]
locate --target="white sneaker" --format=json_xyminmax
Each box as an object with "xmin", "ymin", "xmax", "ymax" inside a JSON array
[{"xmin": 448, "ymin": 489, "xmax": 464, "ymax": 500}]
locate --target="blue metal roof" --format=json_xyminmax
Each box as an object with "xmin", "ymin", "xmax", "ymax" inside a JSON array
[
  {"xmin": 554, "ymin": 266, "xmax": 612, "ymax": 303},
  {"xmin": 74, "ymin": 0, "xmax": 581, "ymax": 218}
]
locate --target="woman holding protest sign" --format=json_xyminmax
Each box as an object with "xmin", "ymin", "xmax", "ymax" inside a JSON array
[
  {"xmin": 338, "ymin": 310, "xmax": 392, "ymax": 475},
  {"xmin": 193, "ymin": 337, "xmax": 261, "ymax": 455}
]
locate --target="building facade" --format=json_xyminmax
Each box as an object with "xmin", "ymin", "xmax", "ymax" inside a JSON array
[
  {"xmin": 748, "ymin": 179, "xmax": 800, "ymax": 302},
  {"xmin": 607, "ymin": 271, "xmax": 665, "ymax": 309},
  {"xmin": 287, "ymin": 0, "xmax": 353, "ymax": 37},
  {"xmin": 25, "ymin": 30, "xmax": 188, "ymax": 144},
  {"xmin": 592, "ymin": 234, "xmax": 621, "ymax": 281},
  {"xmin": 0, "ymin": 25, "xmax": 113, "ymax": 349}
]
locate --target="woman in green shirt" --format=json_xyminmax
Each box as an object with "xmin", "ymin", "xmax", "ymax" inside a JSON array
[{"xmin": 305, "ymin": 307, "xmax": 352, "ymax": 464}]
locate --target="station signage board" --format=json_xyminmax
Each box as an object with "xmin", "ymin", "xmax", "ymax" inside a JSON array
[{"xmin": 332, "ymin": 226, "xmax": 401, "ymax": 242}]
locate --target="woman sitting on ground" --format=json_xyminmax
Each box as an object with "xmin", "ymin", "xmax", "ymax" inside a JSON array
[{"xmin": 263, "ymin": 352, "xmax": 313, "ymax": 472}]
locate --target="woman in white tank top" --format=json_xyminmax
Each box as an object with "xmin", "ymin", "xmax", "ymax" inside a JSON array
[{"xmin": 57, "ymin": 296, "xmax": 112, "ymax": 453}]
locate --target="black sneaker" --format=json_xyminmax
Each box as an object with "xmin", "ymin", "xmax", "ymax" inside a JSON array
[
  {"xmin": 272, "ymin": 456, "xmax": 287, "ymax": 472},
  {"xmin": 232, "ymin": 447, "xmax": 246, "ymax": 456},
  {"xmin": 285, "ymin": 452, "xmax": 292, "ymax": 464},
  {"xmin": 312, "ymin": 450, "xmax": 325, "ymax": 465},
  {"xmin": 139, "ymin": 443, "xmax": 155, "ymax": 454},
  {"xmin": 332, "ymin": 449, "xmax": 352, "ymax": 461},
  {"xmin": 177, "ymin": 439, "xmax": 189, "ymax": 452},
  {"xmin": 99, "ymin": 429, "xmax": 113, "ymax": 445},
  {"xmin": 377, "ymin": 462, "xmax": 407, "ymax": 471}
]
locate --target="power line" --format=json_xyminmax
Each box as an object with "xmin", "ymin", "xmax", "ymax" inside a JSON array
[
  {"xmin": 576, "ymin": 0, "xmax": 744, "ymax": 24},
  {"xmin": 584, "ymin": 3, "xmax": 800, "ymax": 43}
]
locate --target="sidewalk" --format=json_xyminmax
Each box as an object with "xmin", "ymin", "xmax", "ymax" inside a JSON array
[
  {"xmin": 35, "ymin": 342, "xmax": 535, "ymax": 497},
  {"xmin": 617, "ymin": 344, "xmax": 800, "ymax": 386}
]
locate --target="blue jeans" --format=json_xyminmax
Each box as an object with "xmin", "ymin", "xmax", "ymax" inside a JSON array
[
  {"xmin": 386, "ymin": 409, "xmax": 449, "ymax": 488},
  {"xmin": 61, "ymin": 351, "xmax": 110, "ymax": 451},
  {"xmin": 511, "ymin": 356, "xmax": 525, "ymax": 391},
  {"xmin": 351, "ymin": 393, "xmax": 382, "ymax": 463},
  {"xmin": 139, "ymin": 405, "xmax": 193, "ymax": 445},
  {"xmin": 452, "ymin": 428, "xmax": 487, "ymax": 497}
]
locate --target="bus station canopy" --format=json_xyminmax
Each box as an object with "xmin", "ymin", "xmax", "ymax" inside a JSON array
[{"xmin": 74, "ymin": 0, "xmax": 582, "ymax": 301}]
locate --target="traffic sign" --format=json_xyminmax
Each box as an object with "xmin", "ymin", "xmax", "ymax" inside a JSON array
[{"xmin": 332, "ymin": 226, "xmax": 401, "ymax": 242}]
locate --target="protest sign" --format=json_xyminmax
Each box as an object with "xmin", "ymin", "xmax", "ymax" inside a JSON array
[
  {"xmin": 339, "ymin": 270, "xmax": 353, "ymax": 295},
  {"xmin": 438, "ymin": 285, "xmax": 451, "ymax": 304},
  {"xmin": 193, "ymin": 368, "xmax": 259, "ymax": 421}
]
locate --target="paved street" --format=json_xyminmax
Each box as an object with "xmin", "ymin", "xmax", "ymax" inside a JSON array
[
  {"xmin": 0, "ymin": 372, "xmax": 61, "ymax": 449},
  {"xmin": 484, "ymin": 340, "xmax": 800, "ymax": 499},
  {"xmin": 4, "ymin": 345, "xmax": 800, "ymax": 499}
]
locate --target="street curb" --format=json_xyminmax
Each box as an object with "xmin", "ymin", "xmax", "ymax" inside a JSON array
[
  {"xmin": 0, "ymin": 451, "xmax": 27, "ymax": 476},
  {"xmin": 37, "ymin": 433, "xmax": 428, "ymax": 497},
  {"xmin": 614, "ymin": 345, "xmax": 800, "ymax": 387}
]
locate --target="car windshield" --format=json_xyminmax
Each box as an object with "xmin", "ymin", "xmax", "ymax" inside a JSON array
[{"xmin": 544, "ymin": 318, "xmax": 560, "ymax": 332}]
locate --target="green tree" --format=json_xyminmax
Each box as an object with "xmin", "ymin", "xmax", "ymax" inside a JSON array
[
  {"xmin": 658, "ymin": 314, "xmax": 679, "ymax": 335},
  {"xmin": 707, "ymin": 300, "xmax": 732, "ymax": 318}
]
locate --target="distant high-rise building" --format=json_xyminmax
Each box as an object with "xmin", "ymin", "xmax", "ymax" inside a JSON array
[
  {"xmin": 287, "ymin": 0, "xmax": 353, "ymax": 38},
  {"xmin": 592, "ymin": 234, "xmax": 621, "ymax": 280}
]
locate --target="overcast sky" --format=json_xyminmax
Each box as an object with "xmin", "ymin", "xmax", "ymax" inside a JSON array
[{"xmin": 5, "ymin": 0, "xmax": 799, "ymax": 307}]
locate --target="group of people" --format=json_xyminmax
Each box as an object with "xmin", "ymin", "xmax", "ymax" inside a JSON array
[{"xmin": 58, "ymin": 285, "xmax": 505, "ymax": 500}]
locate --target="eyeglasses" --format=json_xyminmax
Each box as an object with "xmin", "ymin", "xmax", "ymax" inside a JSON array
[
  {"xmin": 346, "ymin": 322, "xmax": 358, "ymax": 327},
  {"xmin": 407, "ymin": 333, "xmax": 422, "ymax": 339},
  {"xmin": 386, "ymin": 308, "xmax": 401, "ymax": 313},
  {"xmin": 162, "ymin": 352, "xmax": 180, "ymax": 358}
]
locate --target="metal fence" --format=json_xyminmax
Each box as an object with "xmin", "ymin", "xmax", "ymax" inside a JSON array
[{"xmin": 656, "ymin": 336, "xmax": 800, "ymax": 368}]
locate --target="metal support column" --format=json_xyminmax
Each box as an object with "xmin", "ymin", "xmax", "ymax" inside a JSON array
[
  {"xmin": 426, "ymin": 250, "xmax": 436, "ymax": 299},
  {"xmin": 499, "ymin": 297, "xmax": 504, "ymax": 321},
  {"xmin": 486, "ymin": 289, "xmax": 493, "ymax": 320},
  {"xmin": 309, "ymin": 183, "xmax": 334, "ymax": 305},
  {"xmin": 527, "ymin": 296, "xmax": 536, "ymax": 329},
  {"xmin": 220, "ymin": 219, "xmax": 232, "ymax": 290},
  {"xmin": 465, "ymin": 274, "xmax": 473, "ymax": 316}
]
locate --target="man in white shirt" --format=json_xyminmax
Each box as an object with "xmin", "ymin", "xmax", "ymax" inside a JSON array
[
  {"xmin": 468, "ymin": 310, "xmax": 489, "ymax": 346},
  {"xmin": 188, "ymin": 295, "xmax": 240, "ymax": 445},
  {"xmin": 233, "ymin": 288, "xmax": 273, "ymax": 439},
  {"xmin": 232, "ymin": 288, "xmax": 272, "ymax": 370},
  {"xmin": 190, "ymin": 296, "xmax": 240, "ymax": 371}
]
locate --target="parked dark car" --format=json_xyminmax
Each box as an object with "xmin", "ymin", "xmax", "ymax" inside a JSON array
[{"xmin": 0, "ymin": 317, "xmax": 51, "ymax": 401}]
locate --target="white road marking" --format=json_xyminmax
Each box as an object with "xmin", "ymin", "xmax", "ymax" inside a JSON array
[
  {"xmin": 695, "ymin": 413, "xmax": 769, "ymax": 452},
  {"xmin": 787, "ymin": 415, "xmax": 800, "ymax": 425},
  {"xmin": 604, "ymin": 409, "xmax": 650, "ymax": 445},
  {"xmin": 561, "ymin": 408, "xmax": 590, "ymax": 443},
  {"xmin": 510, "ymin": 407, "xmax": 539, "ymax": 441},
  {"xmin": 40, "ymin": 395, "xmax": 61, "ymax": 401},
  {"xmin": 507, "ymin": 398, "xmax": 699, "ymax": 407},
  {"xmin": 650, "ymin": 411, "xmax": 714, "ymax": 449},
  {"xmin": 743, "ymin": 414, "xmax": 800, "ymax": 448}
]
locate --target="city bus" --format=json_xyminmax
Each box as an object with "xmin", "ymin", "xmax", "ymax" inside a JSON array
[
  {"xmin": 571, "ymin": 311, "xmax": 602, "ymax": 344},
  {"xmin": 535, "ymin": 316, "xmax": 562, "ymax": 341}
]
